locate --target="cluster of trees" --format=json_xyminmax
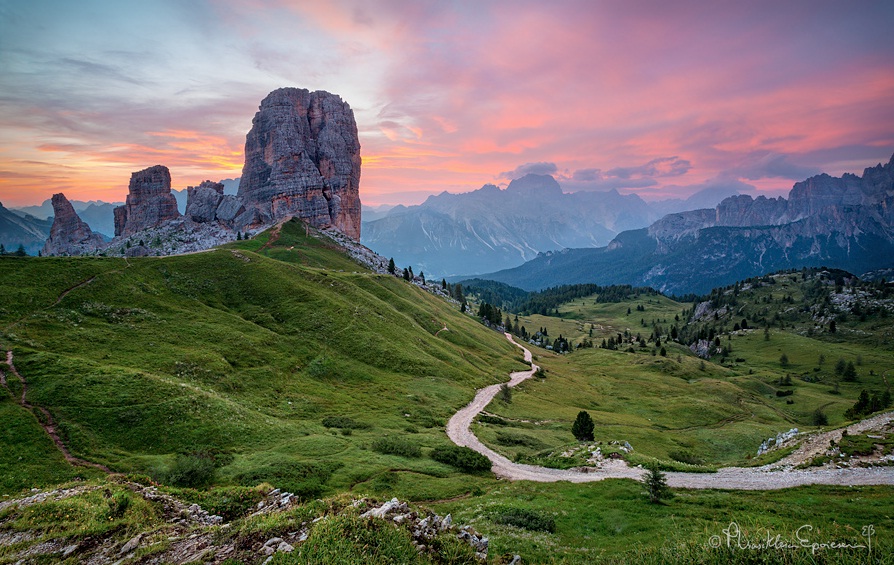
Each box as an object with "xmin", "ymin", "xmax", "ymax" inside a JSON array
[
  {"xmin": 0, "ymin": 244, "xmax": 28, "ymax": 256},
  {"xmin": 477, "ymin": 302, "xmax": 504, "ymax": 327},
  {"xmin": 460, "ymin": 280, "xmax": 660, "ymax": 316},
  {"xmin": 844, "ymin": 389, "xmax": 892, "ymax": 419}
]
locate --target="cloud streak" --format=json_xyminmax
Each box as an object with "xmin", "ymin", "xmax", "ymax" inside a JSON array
[{"xmin": 0, "ymin": 0, "xmax": 892, "ymax": 206}]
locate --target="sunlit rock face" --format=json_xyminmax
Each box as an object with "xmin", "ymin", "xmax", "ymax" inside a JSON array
[
  {"xmin": 114, "ymin": 165, "xmax": 181, "ymax": 237},
  {"xmin": 42, "ymin": 193, "xmax": 105, "ymax": 256},
  {"xmin": 237, "ymin": 88, "xmax": 362, "ymax": 240}
]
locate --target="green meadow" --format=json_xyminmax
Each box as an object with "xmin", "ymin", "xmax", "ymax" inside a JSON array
[{"xmin": 1, "ymin": 226, "xmax": 892, "ymax": 564}]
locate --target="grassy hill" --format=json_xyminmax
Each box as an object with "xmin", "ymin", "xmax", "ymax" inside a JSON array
[
  {"xmin": 0, "ymin": 219, "xmax": 524, "ymax": 496},
  {"xmin": 469, "ymin": 271, "xmax": 894, "ymax": 471},
  {"xmin": 2, "ymin": 226, "xmax": 893, "ymax": 564}
]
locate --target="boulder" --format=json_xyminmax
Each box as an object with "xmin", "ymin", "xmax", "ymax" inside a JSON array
[{"xmin": 186, "ymin": 181, "xmax": 224, "ymax": 223}]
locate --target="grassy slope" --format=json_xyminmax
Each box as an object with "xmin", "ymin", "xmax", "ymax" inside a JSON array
[
  {"xmin": 473, "ymin": 280, "xmax": 894, "ymax": 469},
  {"xmin": 0, "ymin": 220, "xmax": 523, "ymax": 496}
]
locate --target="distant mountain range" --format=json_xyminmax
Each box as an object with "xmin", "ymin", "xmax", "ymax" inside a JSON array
[
  {"xmin": 361, "ymin": 174, "xmax": 748, "ymax": 278},
  {"xmin": 0, "ymin": 202, "xmax": 53, "ymax": 255},
  {"xmin": 470, "ymin": 154, "xmax": 894, "ymax": 295}
]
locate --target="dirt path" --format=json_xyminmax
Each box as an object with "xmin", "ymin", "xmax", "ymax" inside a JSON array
[
  {"xmin": 3, "ymin": 350, "xmax": 110, "ymax": 472},
  {"xmin": 446, "ymin": 333, "xmax": 894, "ymax": 490}
]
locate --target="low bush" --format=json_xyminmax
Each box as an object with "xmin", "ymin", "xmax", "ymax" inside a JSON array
[
  {"xmin": 372, "ymin": 436, "xmax": 422, "ymax": 458},
  {"xmin": 322, "ymin": 416, "xmax": 370, "ymax": 430},
  {"xmin": 495, "ymin": 431, "xmax": 546, "ymax": 449},
  {"xmin": 431, "ymin": 445, "xmax": 491, "ymax": 472},
  {"xmin": 668, "ymin": 450, "xmax": 704, "ymax": 466},
  {"xmin": 493, "ymin": 507, "xmax": 556, "ymax": 533},
  {"xmin": 477, "ymin": 414, "xmax": 507, "ymax": 425}
]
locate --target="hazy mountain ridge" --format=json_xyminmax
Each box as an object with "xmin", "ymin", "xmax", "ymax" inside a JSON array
[
  {"xmin": 472, "ymin": 154, "xmax": 894, "ymax": 294},
  {"xmin": 0, "ymin": 202, "xmax": 52, "ymax": 255},
  {"xmin": 362, "ymin": 174, "xmax": 657, "ymax": 277}
]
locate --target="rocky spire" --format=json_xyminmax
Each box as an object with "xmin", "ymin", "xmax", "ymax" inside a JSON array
[
  {"xmin": 114, "ymin": 165, "xmax": 181, "ymax": 237},
  {"xmin": 237, "ymin": 88, "xmax": 362, "ymax": 240},
  {"xmin": 42, "ymin": 193, "xmax": 105, "ymax": 256}
]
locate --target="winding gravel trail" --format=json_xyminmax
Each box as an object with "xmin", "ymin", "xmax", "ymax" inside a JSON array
[{"xmin": 446, "ymin": 333, "xmax": 894, "ymax": 490}]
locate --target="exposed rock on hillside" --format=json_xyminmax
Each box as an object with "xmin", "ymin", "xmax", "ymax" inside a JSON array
[
  {"xmin": 185, "ymin": 180, "xmax": 224, "ymax": 223},
  {"xmin": 42, "ymin": 193, "xmax": 105, "ymax": 256},
  {"xmin": 238, "ymin": 88, "xmax": 362, "ymax": 240},
  {"xmin": 114, "ymin": 165, "xmax": 181, "ymax": 237}
]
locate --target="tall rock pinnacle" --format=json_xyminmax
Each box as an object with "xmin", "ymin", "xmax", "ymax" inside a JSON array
[
  {"xmin": 42, "ymin": 193, "xmax": 105, "ymax": 256},
  {"xmin": 237, "ymin": 88, "xmax": 362, "ymax": 240},
  {"xmin": 114, "ymin": 165, "xmax": 181, "ymax": 237}
]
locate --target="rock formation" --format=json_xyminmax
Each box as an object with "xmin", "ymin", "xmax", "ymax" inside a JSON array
[
  {"xmin": 185, "ymin": 180, "xmax": 225, "ymax": 223},
  {"xmin": 114, "ymin": 165, "xmax": 181, "ymax": 237},
  {"xmin": 42, "ymin": 193, "xmax": 105, "ymax": 256},
  {"xmin": 237, "ymin": 88, "xmax": 361, "ymax": 240}
]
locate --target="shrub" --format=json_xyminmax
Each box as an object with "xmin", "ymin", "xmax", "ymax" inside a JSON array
[
  {"xmin": 812, "ymin": 409, "xmax": 828, "ymax": 426},
  {"xmin": 371, "ymin": 436, "xmax": 421, "ymax": 458},
  {"xmin": 644, "ymin": 464, "xmax": 670, "ymax": 504},
  {"xmin": 106, "ymin": 491, "xmax": 131, "ymax": 519},
  {"xmin": 493, "ymin": 507, "xmax": 556, "ymax": 533},
  {"xmin": 159, "ymin": 453, "xmax": 218, "ymax": 488},
  {"xmin": 431, "ymin": 445, "xmax": 491, "ymax": 472},
  {"xmin": 495, "ymin": 431, "xmax": 545, "ymax": 449},
  {"xmin": 668, "ymin": 450, "xmax": 704, "ymax": 466},
  {"xmin": 775, "ymin": 389, "xmax": 793, "ymax": 397},
  {"xmin": 232, "ymin": 458, "xmax": 341, "ymax": 501},
  {"xmin": 322, "ymin": 416, "xmax": 370, "ymax": 430},
  {"xmin": 478, "ymin": 414, "xmax": 507, "ymax": 425},
  {"xmin": 498, "ymin": 383, "xmax": 512, "ymax": 403}
]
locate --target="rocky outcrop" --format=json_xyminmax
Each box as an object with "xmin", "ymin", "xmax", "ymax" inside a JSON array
[
  {"xmin": 477, "ymin": 153, "xmax": 894, "ymax": 294},
  {"xmin": 237, "ymin": 88, "xmax": 361, "ymax": 240},
  {"xmin": 185, "ymin": 181, "xmax": 224, "ymax": 223},
  {"xmin": 42, "ymin": 193, "xmax": 104, "ymax": 256},
  {"xmin": 114, "ymin": 165, "xmax": 181, "ymax": 237}
]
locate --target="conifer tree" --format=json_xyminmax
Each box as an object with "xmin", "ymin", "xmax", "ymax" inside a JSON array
[{"xmin": 571, "ymin": 411, "xmax": 595, "ymax": 441}]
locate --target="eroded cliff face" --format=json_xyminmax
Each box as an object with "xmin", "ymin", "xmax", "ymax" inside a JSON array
[
  {"xmin": 114, "ymin": 165, "xmax": 181, "ymax": 237},
  {"xmin": 237, "ymin": 88, "xmax": 361, "ymax": 240},
  {"xmin": 42, "ymin": 193, "xmax": 105, "ymax": 256}
]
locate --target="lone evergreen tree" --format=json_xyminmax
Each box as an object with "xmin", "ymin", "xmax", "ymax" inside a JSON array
[
  {"xmin": 402, "ymin": 267, "xmax": 410, "ymax": 281},
  {"xmin": 644, "ymin": 464, "xmax": 670, "ymax": 504},
  {"xmin": 14, "ymin": 245, "xmax": 26, "ymax": 257},
  {"xmin": 388, "ymin": 258, "xmax": 396, "ymax": 275},
  {"xmin": 571, "ymin": 411, "xmax": 595, "ymax": 441},
  {"xmin": 441, "ymin": 278, "xmax": 447, "ymax": 290}
]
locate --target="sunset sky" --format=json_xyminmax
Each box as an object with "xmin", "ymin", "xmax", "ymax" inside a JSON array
[{"xmin": 1, "ymin": 0, "xmax": 893, "ymax": 207}]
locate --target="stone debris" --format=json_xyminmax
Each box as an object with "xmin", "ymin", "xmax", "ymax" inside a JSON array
[
  {"xmin": 757, "ymin": 428, "xmax": 799, "ymax": 456},
  {"xmin": 358, "ymin": 497, "xmax": 489, "ymax": 560}
]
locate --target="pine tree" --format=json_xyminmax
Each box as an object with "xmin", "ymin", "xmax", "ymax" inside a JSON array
[
  {"xmin": 645, "ymin": 465, "xmax": 670, "ymax": 504},
  {"xmin": 15, "ymin": 245, "xmax": 26, "ymax": 256},
  {"xmin": 420, "ymin": 271, "xmax": 425, "ymax": 285},
  {"xmin": 0, "ymin": 244, "xmax": 5, "ymax": 254},
  {"xmin": 571, "ymin": 411, "xmax": 595, "ymax": 441},
  {"xmin": 402, "ymin": 267, "xmax": 410, "ymax": 281},
  {"xmin": 236, "ymin": 231, "xmax": 242, "ymax": 240},
  {"xmin": 388, "ymin": 258, "xmax": 396, "ymax": 275},
  {"xmin": 441, "ymin": 278, "xmax": 447, "ymax": 290}
]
